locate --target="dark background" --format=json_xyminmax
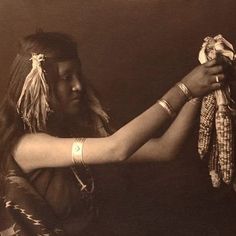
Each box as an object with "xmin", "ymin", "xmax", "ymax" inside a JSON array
[{"xmin": 1, "ymin": 1, "xmax": 236, "ymax": 235}]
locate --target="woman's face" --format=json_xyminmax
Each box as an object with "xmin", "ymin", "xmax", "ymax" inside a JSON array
[{"xmin": 50, "ymin": 59, "xmax": 85, "ymax": 116}]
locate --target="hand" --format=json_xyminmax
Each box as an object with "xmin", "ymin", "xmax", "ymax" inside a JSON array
[{"xmin": 181, "ymin": 57, "xmax": 230, "ymax": 97}]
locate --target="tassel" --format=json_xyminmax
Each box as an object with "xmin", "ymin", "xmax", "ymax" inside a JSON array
[{"xmin": 16, "ymin": 53, "xmax": 51, "ymax": 132}]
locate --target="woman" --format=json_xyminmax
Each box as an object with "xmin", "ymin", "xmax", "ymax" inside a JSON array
[{"xmin": 0, "ymin": 31, "xmax": 231, "ymax": 235}]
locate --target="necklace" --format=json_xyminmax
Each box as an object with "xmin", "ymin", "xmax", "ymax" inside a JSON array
[{"xmin": 71, "ymin": 165, "xmax": 95, "ymax": 194}]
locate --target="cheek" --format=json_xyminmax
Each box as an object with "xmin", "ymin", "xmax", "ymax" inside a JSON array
[
  {"xmin": 58, "ymin": 81, "xmax": 71, "ymax": 98},
  {"xmin": 50, "ymin": 82, "xmax": 71, "ymax": 109}
]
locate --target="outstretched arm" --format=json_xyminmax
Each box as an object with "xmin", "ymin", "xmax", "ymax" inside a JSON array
[
  {"xmin": 129, "ymin": 98, "xmax": 201, "ymax": 162},
  {"xmin": 13, "ymin": 59, "xmax": 226, "ymax": 172},
  {"xmin": 14, "ymin": 85, "xmax": 188, "ymax": 172}
]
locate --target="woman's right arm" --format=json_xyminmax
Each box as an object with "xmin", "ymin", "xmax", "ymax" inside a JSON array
[{"xmin": 13, "ymin": 58, "xmax": 226, "ymax": 172}]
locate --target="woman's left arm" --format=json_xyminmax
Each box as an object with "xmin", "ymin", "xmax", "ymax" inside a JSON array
[{"xmin": 129, "ymin": 99, "xmax": 201, "ymax": 162}]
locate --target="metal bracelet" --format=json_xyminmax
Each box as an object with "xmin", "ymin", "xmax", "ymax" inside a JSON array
[
  {"xmin": 176, "ymin": 82, "xmax": 193, "ymax": 101},
  {"xmin": 72, "ymin": 138, "xmax": 86, "ymax": 166},
  {"xmin": 157, "ymin": 99, "xmax": 176, "ymax": 118}
]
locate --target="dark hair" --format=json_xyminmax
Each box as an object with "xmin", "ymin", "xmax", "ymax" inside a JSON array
[
  {"xmin": 19, "ymin": 31, "xmax": 78, "ymax": 59},
  {"xmin": 8, "ymin": 31, "xmax": 79, "ymax": 105},
  {"xmin": 0, "ymin": 31, "xmax": 111, "ymax": 172}
]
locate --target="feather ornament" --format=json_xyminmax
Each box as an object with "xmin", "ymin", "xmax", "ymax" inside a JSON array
[{"xmin": 16, "ymin": 53, "xmax": 51, "ymax": 132}]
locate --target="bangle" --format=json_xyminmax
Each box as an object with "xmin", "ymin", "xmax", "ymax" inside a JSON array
[
  {"xmin": 176, "ymin": 82, "xmax": 193, "ymax": 101},
  {"xmin": 72, "ymin": 138, "xmax": 86, "ymax": 166},
  {"xmin": 157, "ymin": 99, "xmax": 176, "ymax": 118}
]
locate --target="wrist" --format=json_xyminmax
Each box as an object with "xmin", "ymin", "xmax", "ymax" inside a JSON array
[
  {"xmin": 157, "ymin": 99, "xmax": 177, "ymax": 118},
  {"xmin": 176, "ymin": 81, "xmax": 193, "ymax": 101},
  {"xmin": 161, "ymin": 85, "xmax": 188, "ymax": 115}
]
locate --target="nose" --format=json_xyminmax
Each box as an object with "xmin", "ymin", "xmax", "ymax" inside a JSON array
[{"xmin": 71, "ymin": 76, "xmax": 82, "ymax": 92}]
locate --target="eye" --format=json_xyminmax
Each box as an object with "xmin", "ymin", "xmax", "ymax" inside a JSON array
[{"xmin": 62, "ymin": 74, "xmax": 73, "ymax": 80}]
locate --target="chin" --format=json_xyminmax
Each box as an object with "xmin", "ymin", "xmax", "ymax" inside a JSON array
[{"xmin": 65, "ymin": 107, "xmax": 81, "ymax": 117}]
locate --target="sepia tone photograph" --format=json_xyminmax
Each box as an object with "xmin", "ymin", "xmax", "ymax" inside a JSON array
[{"xmin": 0, "ymin": 0, "xmax": 236, "ymax": 235}]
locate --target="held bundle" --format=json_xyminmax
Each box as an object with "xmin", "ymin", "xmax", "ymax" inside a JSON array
[{"xmin": 198, "ymin": 35, "xmax": 235, "ymax": 187}]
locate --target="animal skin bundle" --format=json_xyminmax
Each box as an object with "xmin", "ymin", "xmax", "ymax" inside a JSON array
[{"xmin": 198, "ymin": 35, "xmax": 235, "ymax": 187}]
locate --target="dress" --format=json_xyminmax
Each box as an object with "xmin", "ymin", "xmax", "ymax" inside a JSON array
[{"xmin": 0, "ymin": 154, "xmax": 97, "ymax": 236}]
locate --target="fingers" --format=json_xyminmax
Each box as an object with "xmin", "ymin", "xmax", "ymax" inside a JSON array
[
  {"xmin": 204, "ymin": 59, "xmax": 218, "ymax": 67},
  {"xmin": 211, "ymin": 82, "xmax": 222, "ymax": 91},
  {"xmin": 205, "ymin": 56, "xmax": 231, "ymax": 73},
  {"xmin": 205, "ymin": 60, "xmax": 234, "ymax": 79},
  {"xmin": 207, "ymin": 65, "xmax": 225, "ymax": 75},
  {"xmin": 208, "ymin": 74, "xmax": 225, "ymax": 84},
  {"xmin": 204, "ymin": 59, "xmax": 226, "ymax": 76},
  {"xmin": 205, "ymin": 55, "xmax": 232, "ymax": 67}
]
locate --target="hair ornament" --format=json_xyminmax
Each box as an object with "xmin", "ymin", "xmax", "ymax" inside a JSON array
[{"xmin": 16, "ymin": 53, "xmax": 51, "ymax": 132}]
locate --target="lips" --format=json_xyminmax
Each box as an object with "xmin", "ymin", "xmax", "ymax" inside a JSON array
[
  {"xmin": 71, "ymin": 97, "xmax": 80, "ymax": 103},
  {"xmin": 71, "ymin": 92, "xmax": 81, "ymax": 99},
  {"xmin": 70, "ymin": 95, "xmax": 82, "ymax": 105},
  {"xmin": 72, "ymin": 96, "xmax": 80, "ymax": 100}
]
